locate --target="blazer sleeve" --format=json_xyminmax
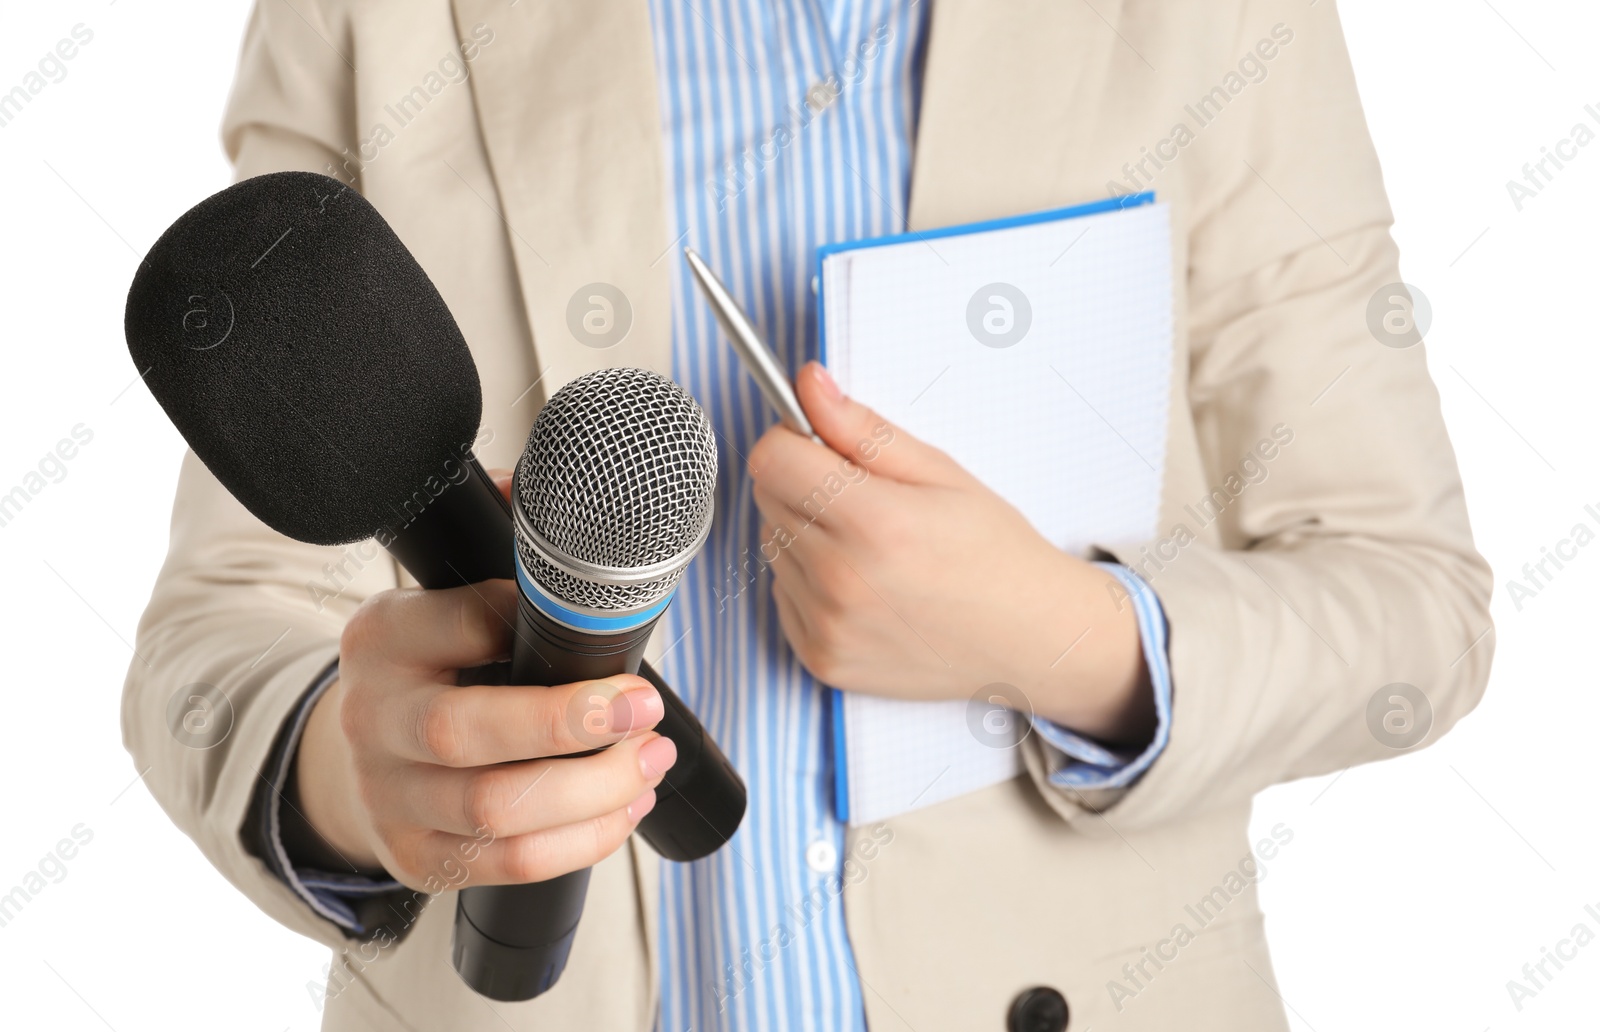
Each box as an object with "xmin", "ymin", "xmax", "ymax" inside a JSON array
[
  {"xmin": 1021, "ymin": 0, "xmax": 1495, "ymax": 829},
  {"xmin": 120, "ymin": 0, "xmax": 393, "ymax": 949}
]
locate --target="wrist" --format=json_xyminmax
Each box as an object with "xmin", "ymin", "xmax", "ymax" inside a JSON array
[
  {"xmin": 1023, "ymin": 555, "xmax": 1155, "ymax": 745},
  {"xmin": 285, "ymin": 679, "xmax": 384, "ymax": 872}
]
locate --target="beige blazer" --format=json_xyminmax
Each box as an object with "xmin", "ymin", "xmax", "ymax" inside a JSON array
[{"xmin": 124, "ymin": 0, "xmax": 1494, "ymax": 1028}]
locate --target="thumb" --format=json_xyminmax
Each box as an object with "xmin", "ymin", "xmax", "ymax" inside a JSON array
[{"xmin": 794, "ymin": 361, "xmax": 959, "ymax": 484}]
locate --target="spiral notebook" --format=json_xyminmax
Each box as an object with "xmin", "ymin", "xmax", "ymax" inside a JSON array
[{"xmin": 816, "ymin": 192, "xmax": 1174, "ymax": 826}]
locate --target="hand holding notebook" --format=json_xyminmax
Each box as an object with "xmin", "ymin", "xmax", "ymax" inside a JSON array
[
  {"xmin": 689, "ymin": 194, "xmax": 1174, "ymax": 825},
  {"xmin": 814, "ymin": 195, "xmax": 1174, "ymax": 824}
]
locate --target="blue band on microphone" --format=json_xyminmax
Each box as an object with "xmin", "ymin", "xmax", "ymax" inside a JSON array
[{"xmin": 515, "ymin": 553, "xmax": 674, "ymax": 633}]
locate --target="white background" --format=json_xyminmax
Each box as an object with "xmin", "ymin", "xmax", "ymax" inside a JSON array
[{"xmin": 0, "ymin": 1, "xmax": 1595, "ymax": 1029}]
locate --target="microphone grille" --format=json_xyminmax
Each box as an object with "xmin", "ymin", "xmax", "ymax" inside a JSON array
[{"xmin": 514, "ymin": 368, "xmax": 718, "ymax": 611}]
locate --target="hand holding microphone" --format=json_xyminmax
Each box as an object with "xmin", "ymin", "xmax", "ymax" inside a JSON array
[{"xmin": 292, "ymin": 576, "xmax": 677, "ymax": 891}]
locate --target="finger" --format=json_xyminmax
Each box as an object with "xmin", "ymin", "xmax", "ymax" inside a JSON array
[
  {"xmin": 793, "ymin": 361, "xmax": 963, "ymax": 484},
  {"xmin": 747, "ymin": 427, "xmax": 873, "ymax": 527},
  {"xmin": 751, "ymin": 482, "xmax": 829, "ymax": 546},
  {"xmin": 754, "ymin": 516, "xmax": 812, "ymax": 567},
  {"xmin": 380, "ymin": 674, "xmax": 664, "ymax": 767},
  {"xmin": 771, "ymin": 575, "xmax": 814, "ymax": 661},
  {"xmin": 467, "ymin": 790, "xmax": 659, "ymax": 883},
  {"xmin": 752, "ymin": 498, "xmax": 822, "ymax": 589},
  {"xmin": 398, "ymin": 795, "xmax": 655, "ymax": 888},
  {"xmin": 751, "ymin": 483, "xmax": 803, "ymax": 534},
  {"xmin": 343, "ymin": 580, "xmax": 519, "ymax": 671},
  {"xmin": 387, "ymin": 732, "xmax": 678, "ymax": 837}
]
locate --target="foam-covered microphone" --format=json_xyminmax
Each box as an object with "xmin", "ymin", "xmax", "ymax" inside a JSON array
[
  {"xmin": 124, "ymin": 171, "xmax": 744, "ymax": 999},
  {"xmin": 452, "ymin": 367, "xmax": 746, "ymax": 1000},
  {"xmin": 124, "ymin": 170, "xmax": 509, "ymax": 583}
]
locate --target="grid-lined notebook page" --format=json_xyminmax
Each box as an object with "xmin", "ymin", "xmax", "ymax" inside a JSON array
[{"xmin": 821, "ymin": 201, "xmax": 1174, "ymax": 826}]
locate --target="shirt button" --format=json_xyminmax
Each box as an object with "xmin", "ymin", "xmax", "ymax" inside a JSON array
[
  {"xmin": 805, "ymin": 79, "xmax": 839, "ymax": 113},
  {"xmin": 805, "ymin": 838, "xmax": 838, "ymax": 874}
]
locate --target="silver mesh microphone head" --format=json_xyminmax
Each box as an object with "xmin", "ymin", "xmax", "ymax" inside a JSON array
[{"xmin": 512, "ymin": 367, "xmax": 718, "ymax": 614}]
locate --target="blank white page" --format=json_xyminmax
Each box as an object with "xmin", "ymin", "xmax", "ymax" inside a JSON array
[{"xmin": 821, "ymin": 201, "xmax": 1174, "ymax": 825}]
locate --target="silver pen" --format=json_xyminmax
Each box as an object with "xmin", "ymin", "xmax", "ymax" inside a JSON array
[{"xmin": 683, "ymin": 247, "xmax": 822, "ymax": 444}]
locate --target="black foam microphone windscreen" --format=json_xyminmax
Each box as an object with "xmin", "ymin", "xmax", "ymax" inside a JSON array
[{"xmin": 125, "ymin": 170, "xmax": 482, "ymax": 545}]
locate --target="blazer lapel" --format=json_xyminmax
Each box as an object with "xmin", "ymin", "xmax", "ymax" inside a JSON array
[
  {"xmin": 451, "ymin": 0, "xmax": 674, "ymax": 393},
  {"xmin": 909, "ymin": 0, "xmax": 1126, "ymax": 229}
]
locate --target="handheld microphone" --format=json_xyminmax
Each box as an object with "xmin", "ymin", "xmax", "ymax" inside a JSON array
[
  {"xmin": 124, "ymin": 171, "xmax": 509, "ymax": 580},
  {"xmin": 452, "ymin": 367, "xmax": 746, "ymax": 1001},
  {"xmin": 125, "ymin": 171, "xmax": 745, "ymax": 999}
]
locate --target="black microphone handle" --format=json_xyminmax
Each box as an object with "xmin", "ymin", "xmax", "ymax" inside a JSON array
[
  {"xmin": 381, "ymin": 455, "xmax": 515, "ymax": 587},
  {"xmin": 450, "ymin": 604, "xmax": 654, "ymax": 1001},
  {"xmin": 509, "ymin": 598, "xmax": 747, "ymax": 865},
  {"xmin": 452, "ymin": 586, "xmax": 747, "ymax": 1001}
]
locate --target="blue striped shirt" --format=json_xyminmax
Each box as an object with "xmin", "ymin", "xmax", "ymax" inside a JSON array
[
  {"xmin": 645, "ymin": 2, "xmax": 1173, "ymax": 1029},
  {"xmin": 259, "ymin": 3, "xmax": 1173, "ymax": 1026}
]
